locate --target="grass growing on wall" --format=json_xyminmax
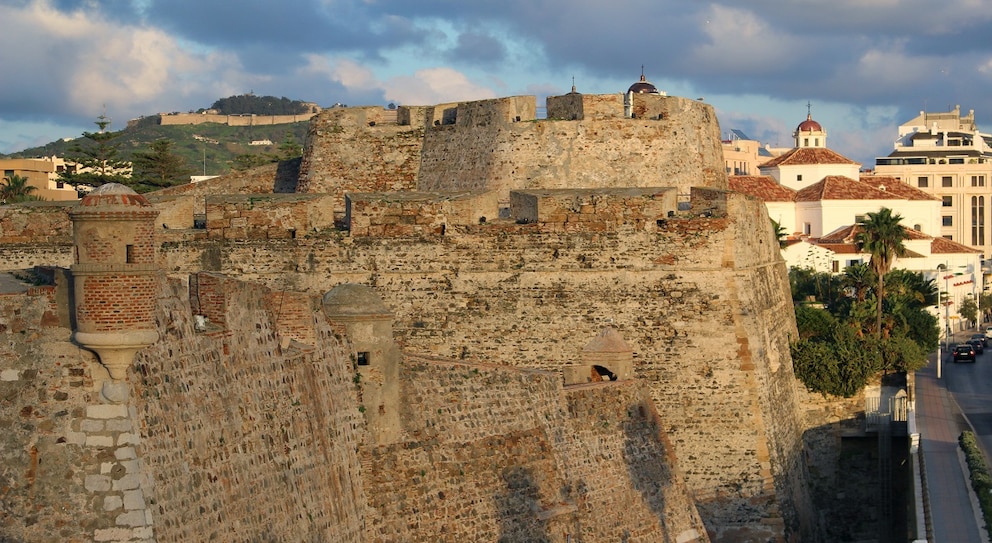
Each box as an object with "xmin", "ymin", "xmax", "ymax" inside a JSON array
[{"xmin": 959, "ymin": 431, "xmax": 992, "ymax": 540}]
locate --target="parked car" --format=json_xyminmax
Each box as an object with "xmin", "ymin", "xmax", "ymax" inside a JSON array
[
  {"xmin": 985, "ymin": 326, "xmax": 992, "ymax": 340},
  {"xmin": 954, "ymin": 344, "xmax": 977, "ymax": 363},
  {"xmin": 968, "ymin": 338, "xmax": 986, "ymax": 354},
  {"xmin": 971, "ymin": 333, "xmax": 989, "ymax": 348}
]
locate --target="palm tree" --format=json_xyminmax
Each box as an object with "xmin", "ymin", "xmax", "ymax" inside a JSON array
[
  {"xmin": 855, "ymin": 208, "xmax": 908, "ymax": 337},
  {"xmin": 842, "ymin": 262, "xmax": 875, "ymax": 302},
  {"xmin": 770, "ymin": 219, "xmax": 788, "ymax": 249},
  {"xmin": 0, "ymin": 174, "xmax": 39, "ymax": 204}
]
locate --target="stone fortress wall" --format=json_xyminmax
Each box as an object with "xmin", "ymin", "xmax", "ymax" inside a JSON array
[
  {"xmin": 0, "ymin": 89, "xmax": 818, "ymax": 542},
  {"xmin": 0, "ymin": 266, "xmax": 708, "ymax": 542}
]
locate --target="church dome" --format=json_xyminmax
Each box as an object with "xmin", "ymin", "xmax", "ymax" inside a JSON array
[
  {"xmin": 796, "ymin": 113, "xmax": 823, "ymax": 133},
  {"xmin": 628, "ymin": 74, "xmax": 659, "ymax": 94}
]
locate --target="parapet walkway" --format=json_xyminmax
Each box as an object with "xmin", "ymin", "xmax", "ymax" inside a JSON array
[{"xmin": 915, "ymin": 347, "xmax": 987, "ymax": 543}]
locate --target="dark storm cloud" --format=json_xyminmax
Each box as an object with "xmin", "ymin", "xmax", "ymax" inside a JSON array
[
  {"xmin": 142, "ymin": 0, "xmax": 428, "ymax": 54},
  {"xmin": 447, "ymin": 31, "xmax": 507, "ymax": 65}
]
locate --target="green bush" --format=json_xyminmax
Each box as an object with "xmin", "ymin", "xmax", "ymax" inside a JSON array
[{"xmin": 959, "ymin": 431, "xmax": 992, "ymax": 540}]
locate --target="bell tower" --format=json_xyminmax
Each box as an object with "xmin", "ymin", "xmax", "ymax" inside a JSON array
[{"xmin": 70, "ymin": 183, "xmax": 160, "ymax": 386}]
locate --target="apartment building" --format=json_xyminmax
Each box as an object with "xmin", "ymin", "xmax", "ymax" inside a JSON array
[
  {"xmin": 873, "ymin": 105, "xmax": 992, "ymax": 260},
  {"xmin": 0, "ymin": 156, "xmax": 80, "ymax": 201}
]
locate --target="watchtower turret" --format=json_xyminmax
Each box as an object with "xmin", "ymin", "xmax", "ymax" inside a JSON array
[
  {"xmin": 322, "ymin": 283, "xmax": 401, "ymax": 444},
  {"xmin": 69, "ymin": 183, "xmax": 160, "ymax": 383}
]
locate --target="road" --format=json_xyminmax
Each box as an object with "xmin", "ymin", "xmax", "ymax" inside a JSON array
[{"xmin": 919, "ymin": 329, "xmax": 992, "ymax": 543}]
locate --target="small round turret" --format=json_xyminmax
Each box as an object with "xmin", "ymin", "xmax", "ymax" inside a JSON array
[{"xmin": 70, "ymin": 183, "xmax": 160, "ymax": 381}]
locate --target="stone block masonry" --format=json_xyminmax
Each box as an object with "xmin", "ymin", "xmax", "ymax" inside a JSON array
[{"xmin": 151, "ymin": 188, "xmax": 812, "ymax": 540}]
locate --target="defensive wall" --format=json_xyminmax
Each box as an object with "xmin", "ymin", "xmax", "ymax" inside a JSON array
[
  {"xmin": 295, "ymin": 94, "xmax": 726, "ymax": 219},
  {"xmin": 0, "ymin": 90, "xmax": 824, "ymax": 541},
  {"xmin": 127, "ymin": 111, "xmax": 320, "ymax": 129},
  {"xmin": 0, "ymin": 266, "xmax": 709, "ymax": 542},
  {"xmin": 150, "ymin": 186, "xmax": 811, "ymax": 541},
  {"xmin": 0, "ymin": 185, "xmax": 812, "ymax": 541}
]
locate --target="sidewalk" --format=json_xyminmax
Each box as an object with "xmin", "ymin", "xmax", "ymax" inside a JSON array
[{"xmin": 914, "ymin": 331, "xmax": 988, "ymax": 543}]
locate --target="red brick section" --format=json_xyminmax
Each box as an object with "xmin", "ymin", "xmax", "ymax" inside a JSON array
[{"xmin": 74, "ymin": 275, "xmax": 158, "ymax": 332}]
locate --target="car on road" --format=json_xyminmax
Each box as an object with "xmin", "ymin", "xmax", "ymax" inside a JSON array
[
  {"xmin": 985, "ymin": 326, "xmax": 992, "ymax": 340},
  {"xmin": 954, "ymin": 344, "xmax": 977, "ymax": 363},
  {"xmin": 972, "ymin": 333, "xmax": 989, "ymax": 347},
  {"xmin": 968, "ymin": 338, "xmax": 986, "ymax": 354}
]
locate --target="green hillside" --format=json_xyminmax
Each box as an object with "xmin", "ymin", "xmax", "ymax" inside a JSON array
[{"xmin": 3, "ymin": 121, "xmax": 311, "ymax": 177}]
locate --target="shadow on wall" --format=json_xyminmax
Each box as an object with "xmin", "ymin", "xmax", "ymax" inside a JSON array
[
  {"xmin": 624, "ymin": 401, "xmax": 674, "ymax": 532},
  {"xmin": 273, "ymin": 157, "xmax": 302, "ymax": 194},
  {"xmin": 495, "ymin": 466, "xmax": 549, "ymax": 543}
]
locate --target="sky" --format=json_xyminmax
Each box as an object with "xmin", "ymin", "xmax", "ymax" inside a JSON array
[{"xmin": 3, "ymin": 0, "xmax": 992, "ymax": 168}]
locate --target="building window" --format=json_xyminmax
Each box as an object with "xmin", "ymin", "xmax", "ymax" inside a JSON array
[
  {"xmin": 855, "ymin": 214, "xmax": 867, "ymax": 223},
  {"xmin": 125, "ymin": 245, "xmax": 134, "ymax": 264},
  {"xmin": 803, "ymin": 223, "xmax": 811, "ymax": 235},
  {"xmin": 942, "ymin": 176, "xmax": 953, "ymax": 187},
  {"xmin": 356, "ymin": 352, "xmax": 370, "ymax": 366},
  {"xmin": 797, "ymin": 174, "xmax": 803, "ymax": 182},
  {"xmin": 832, "ymin": 261, "xmax": 839, "ymax": 273},
  {"xmin": 917, "ymin": 176, "xmax": 928, "ymax": 188},
  {"xmin": 973, "ymin": 196, "xmax": 986, "ymax": 246},
  {"xmin": 973, "ymin": 175, "xmax": 986, "ymax": 187},
  {"xmin": 814, "ymin": 138, "xmax": 819, "ymax": 146},
  {"xmin": 943, "ymin": 196, "xmax": 953, "ymax": 207},
  {"xmin": 803, "ymin": 138, "xmax": 809, "ymax": 146},
  {"xmin": 3, "ymin": 170, "xmax": 12, "ymax": 178},
  {"xmin": 914, "ymin": 224, "xmax": 922, "ymax": 231},
  {"xmin": 943, "ymin": 216, "xmax": 953, "ymax": 227},
  {"xmin": 944, "ymin": 235, "xmax": 953, "ymax": 240}
]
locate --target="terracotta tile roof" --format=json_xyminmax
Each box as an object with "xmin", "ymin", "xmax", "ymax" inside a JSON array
[
  {"xmin": 759, "ymin": 147, "xmax": 859, "ymax": 168},
  {"xmin": 812, "ymin": 224, "xmax": 978, "ymax": 256},
  {"xmin": 795, "ymin": 175, "xmax": 902, "ymax": 202},
  {"xmin": 931, "ymin": 236, "xmax": 982, "ymax": 254},
  {"xmin": 859, "ymin": 175, "xmax": 941, "ymax": 201},
  {"xmin": 728, "ymin": 175, "xmax": 796, "ymax": 202}
]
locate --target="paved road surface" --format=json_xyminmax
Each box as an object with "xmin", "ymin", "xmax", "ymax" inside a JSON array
[{"xmin": 916, "ymin": 330, "xmax": 990, "ymax": 543}]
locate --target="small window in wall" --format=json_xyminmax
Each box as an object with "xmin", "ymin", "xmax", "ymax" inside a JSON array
[
  {"xmin": 832, "ymin": 261, "xmax": 839, "ymax": 273},
  {"xmin": 3, "ymin": 170, "xmax": 12, "ymax": 178},
  {"xmin": 356, "ymin": 352, "xmax": 370, "ymax": 366},
  {"xmin": 914, "ymin": 224, "xmax": 922, "ymax": 231},
  {"xmin": 803, "ymin": 138, "xmax": 809, "ymax": 146},
  {"xmin": 917, "ymin": 176, "xmax": 928, "ymax": 188},
  {"xmin": 797, "ymin": 174, "xmax": 803, "ymax": 182},
  {"xmin": 855, "ymin": 214, "xmax": 867, "ymax": 223},
  {"xmin": 943, "ymin": 196, "xmax": 953, "ymax": 207},
  {"xmin": 943, "ymin": 216, "xmax": 953, "ymax": 227},
  {"xmin": 973, "ymin": 175, "xmax": 987, "ymax": 187},
  {"xmin": 942, "ymin": 176, "xmax": 953, "ymax": 187},
  {"xmin": 125, "ymin": 244, "xmax": 134, "ymax": 263},
  {"xmin": 944, "ymin": 235, "xmax": 953, "ymax": 240},
  {"xmin": 803, "ymin": 223, "xmax": 811, "ymax": 235},
  {"xmin": 814, "ymin": 138, "xmax": 820, "ymax": 146}
]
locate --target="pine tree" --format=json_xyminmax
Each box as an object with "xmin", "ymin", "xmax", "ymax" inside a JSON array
[
  {"xmin": 58, "ymin": 113, "xmax": 132, "ymax": 189},
  {"xmin": 131, "ymin": 139, "xmax": 193, "ymax": 191}
]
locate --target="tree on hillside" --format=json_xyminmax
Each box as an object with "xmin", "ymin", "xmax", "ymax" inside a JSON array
[
  {"xmin": 0, "ymin": 174, "xmax": 41, "ymax": 203},
  {"xmin": 58, "ymin": 114, "xmax": 132, "ymax": 189},
  {"xmin": 855, "ymin": 208, "xmax": 908, "ymax": 337},
  {"xmin": 131, "ymin": 139, "xmax": 193, "ymax": 191},
  {"xmin": 211, "ymin": 94, "xmax": 311, "ymax": 116},
  {"xmin": 279, "ymin": 132, "xmax": 303, "ymax": 160}
]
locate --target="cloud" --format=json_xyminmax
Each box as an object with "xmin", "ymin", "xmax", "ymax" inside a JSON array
[{"xmin": 384, "ymin": 67, "xmax": 497, "ymax": 106}]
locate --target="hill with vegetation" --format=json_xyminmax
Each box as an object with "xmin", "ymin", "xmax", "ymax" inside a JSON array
[{"xmin": 1, "ymin": 95, "xmax": 315, "ymax": 178}]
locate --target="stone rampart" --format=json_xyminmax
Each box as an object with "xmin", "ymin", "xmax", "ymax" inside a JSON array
[
  {"xmin": 296, "ymin": 107, "xmax": 423, "ymax": 214},
  {"xmin": 204, "ymin": 193, "xmax": 337, "ymax": 240},
  {"xmin": 151, "ymin": 111, "xmax": 317, "ymax": 127},
  {"xmin": 0, "ymin": 268, "xmax": 710, "ymax": 542},
  {"xmin": 139, "ymin": 188, "xmax": 810, "ymax": 539},
  {"xmin": 416, "ymin": 95, "xmax": 727, "ymax": 205}
]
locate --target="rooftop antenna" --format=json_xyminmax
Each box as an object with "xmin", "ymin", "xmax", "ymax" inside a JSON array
[
  {"xmin": 806, "ymin": 100, "xmax": 812, "ymax": 119},
  {"xmin": 571, "ymin": 75, "xmax": 577, "ymax": 93}
]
